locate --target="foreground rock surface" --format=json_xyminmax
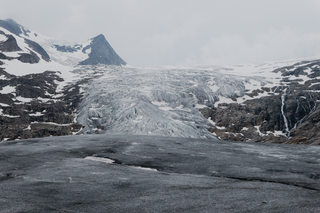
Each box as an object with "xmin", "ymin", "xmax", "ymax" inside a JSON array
[{"xmin": 0, "ymin": 135, "xmax": 319, "ymax": 212}]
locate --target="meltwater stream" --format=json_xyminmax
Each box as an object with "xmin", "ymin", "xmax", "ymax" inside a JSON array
[{"xmin": 76, "ymin": 65, "xmax": 269, "ymax": 138}]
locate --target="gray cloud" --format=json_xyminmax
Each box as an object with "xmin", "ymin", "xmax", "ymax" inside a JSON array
[{"xmin": 1, "ymin": 0, "xmax": 320, "ymax": 65}]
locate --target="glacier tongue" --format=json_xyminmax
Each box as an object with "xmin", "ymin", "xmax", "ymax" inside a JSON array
[{"xmin": 76, "ymin": 65, "xmax": 273, "ymax": 138}]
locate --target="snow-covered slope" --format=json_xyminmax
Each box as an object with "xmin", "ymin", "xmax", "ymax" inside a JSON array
[{"xmin": 0, "ymin": 19, "xmax": 76, "ymax": 83}]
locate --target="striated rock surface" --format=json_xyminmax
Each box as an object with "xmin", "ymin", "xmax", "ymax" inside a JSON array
[{"xmin": 0, "ymin": 135, "xmax": 319, "ymax": 212}]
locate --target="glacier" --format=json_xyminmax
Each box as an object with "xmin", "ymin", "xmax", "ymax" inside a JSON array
[{"xmin": 75, "ymin": 65, "xmax": 283, "ymax": 138}]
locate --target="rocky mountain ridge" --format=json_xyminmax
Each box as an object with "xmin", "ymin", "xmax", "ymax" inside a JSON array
[
  {"xmin": 0, "ymin": 19, "xmax": 320, "ymax": 145},
  {"xmin": 0, "ymin": 19, "xmax": 125, "ymax": 141},
  {"xmin": 201, "ymin": 60, "xmax": 320, "ymax": 144}
]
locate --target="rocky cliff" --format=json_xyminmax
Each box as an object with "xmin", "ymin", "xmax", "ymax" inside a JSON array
[
  {"xmin": 79, "ymin": 34, "xmax": 126, "ymax": 66},
  {"xmin": 201, "ymin": 60, "xmax": 320, "ymax": 145}
]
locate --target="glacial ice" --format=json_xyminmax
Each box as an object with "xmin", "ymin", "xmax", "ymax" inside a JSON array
[{"xmin": 76, "ymin": 65, "xmax": 277, "ymax": 138}]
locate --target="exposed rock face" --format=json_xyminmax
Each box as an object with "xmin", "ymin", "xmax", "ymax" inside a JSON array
[
  {"xmin": 0, "ymin": 31, "xmax": 42, "ymax": 64},
  {"xmin": 0, "ymin": 32, "xmax": 21, "ymax": 52},
  {"xmin": 54, "ymin": 44, "xmax": 82, "ymax": 53},
  {"xmin": 0, "ymin": 19, "xmax": 129, "ymax": 142},
  {"xmin": 25, "ymin": 38, "xmax": 50, "ymax": 62},
  {"xmin": 0, "ymin": 19, "xmax": 31, "ymax": 36},
  {"xmin": 17, "ymin": 51, "xmax": 40, "ymax": 64},
  {"xmin": 79, "ymin": 34, "xmax": 126, "ymax": 66},
  {"xmin": 201, "ymin": 60, "xmax": 320, "ymax": 145},
  {"xmin": 0, "ymin": 70, "xmax": 83, "ymax": 141}
]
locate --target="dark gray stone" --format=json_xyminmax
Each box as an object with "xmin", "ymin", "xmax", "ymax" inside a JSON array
[
  {"xmin": 203, "ymin": 59, "xmax": 320, "ymax": 144},
  {"xmin": 79, "ymin": 34, "xmax": 126, "ymax": 66},
  {"xmin": 0, "ymin": 135, "xmax": 319, "ymax": 212},
  {"xmin": 25, "ymin": 38, "xmax": 50, "ymax": 62},
  {"xmin": 17, "ymin": 51, "xmax": 40, "ymax": 64},
  {"xmin": 54, "ymin": 44, "xmax": 82, "ymax": 53},
  {"xmin": 0, "ymin": 33, "xmax": 21, "ymax": 52}
]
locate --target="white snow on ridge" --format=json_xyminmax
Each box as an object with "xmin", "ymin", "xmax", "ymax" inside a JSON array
[
  {"xmin": 0, "ymin": 27, "xmax": 29, "ymax": 52},
  {"xmin": 31, "ymin": 34, "xmax": 92, "ymax": 66},
  {"xmin": 0, "ymin": 26, "xmax": 79, "ymax": 92}
]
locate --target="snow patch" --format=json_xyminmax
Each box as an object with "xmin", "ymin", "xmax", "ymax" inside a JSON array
[
  {"xmin": 29, "ymin": 112, "xmax": 43, "ymax": 117},
  {"xmin": 15, "ymin": 96, "xmax": 33, "ymax": 103},
  {"xmin": 0, "ymin": 85, "xmax": 16, "ymax": 94},
  {"xmin": 214, "ymin": 95, "xmax": 235, "ymax": 107},
  {"xmin": 0, "ymin": 34, "xmax": 7, "ymax": 42},
  {"xmin": 84, "ymin": 156, "xmax": 114, "ymax": 164},
  {"xmin": 129, "ymin": 166, "xmax": 158, "ymax": 172},
  {"xmin": 241, "ymin": 127, "xmax": 249, "ymax": 131},
  {"xmin": 0, "ymin": 75, "xmax": 7, "ymax": 80}
]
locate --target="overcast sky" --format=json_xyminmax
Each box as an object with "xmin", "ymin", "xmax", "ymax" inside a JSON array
[{"xmin": 1, "ymin": 0, "xmax": 320, "ymax": 66}]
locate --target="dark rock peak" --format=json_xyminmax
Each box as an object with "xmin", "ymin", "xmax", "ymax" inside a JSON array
[
  {"xmin": 91, "ymin": 34, "xmax": 108, "ymax": 43},
  {"xmin": 0, "ymin": 19, "xmax": 30, "ymax": 36},
  {"xmin": 0, "ymin": 31, "xmax": 21, "ymax": 52},
  {"xmin": 79, "ymin": 34, "xmax": 126, "ymax": 66}
]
